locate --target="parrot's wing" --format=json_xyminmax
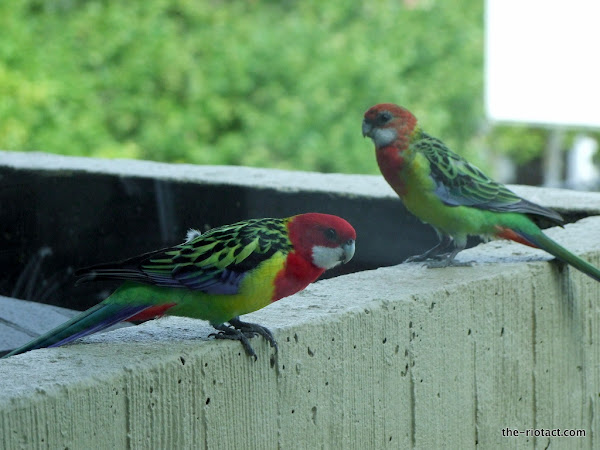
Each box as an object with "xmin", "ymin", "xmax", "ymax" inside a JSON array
[
  {"xmin": 414, "ymin": 133, "xmax": 563, "ymax": 224},
  {"xmin": 76, "ymin": 218, "xmax": 292, "ymax": 295}
]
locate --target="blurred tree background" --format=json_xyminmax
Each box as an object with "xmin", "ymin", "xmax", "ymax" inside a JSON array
[{"xmin": 0, "ymin": 0, "xmax": 595, "ymax": 179}]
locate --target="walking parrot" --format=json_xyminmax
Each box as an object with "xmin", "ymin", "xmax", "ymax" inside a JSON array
[
  {"xmin": 362, "ymin": 103, "xmax": 600, "ymax": 282},
  {"xmin": 3, "ymin": 213, "xmax": 356, "ymax": 358}
]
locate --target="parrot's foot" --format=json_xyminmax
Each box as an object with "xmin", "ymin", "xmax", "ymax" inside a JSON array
[
  {"xmin": 425, "ymin": 257, "xmax": 473, "ymax": 269},
  {"xmin": 411, "ymin": 240, "xmax": 469, "ymax": 268},
  {"xmin": 404, "ymin": 235, "xmax": 454, "ymax": 263},
  {"xmin": 405, "ymin": 250, "xmax": 456, "ymax": 264},
  {"xmin": 211, "ymin": 324, "xmax": 259, "ymax": 359},
  {"xmin": 228, "ymin": 317, "xmax": 278, "ymax": 353},
  {"xmin": 405, "ymin": 252, "xmax": 452, "ymax": 263},
  {"xmin": 210, "ymin": 318, "xmax": 278, "ymax": 360},
  {"xmin": 404, "ymin": 253, "xmax": 432, "ymax": 263}
]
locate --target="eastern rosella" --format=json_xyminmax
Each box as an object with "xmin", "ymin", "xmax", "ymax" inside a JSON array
[
  {"xmin": 4, "ymin": 213, "xmax": 356, "ymax": 358},
  {"xmin": 362, "ymin": 103, "xmax": 600, "ymax": 282}
]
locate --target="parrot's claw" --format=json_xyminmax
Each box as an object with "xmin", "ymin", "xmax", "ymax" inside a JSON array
[
  {"xmin": 405, "ymin": 253, "xmax": 443, "ymax": 263},
  {"xmin": 210, "ymin": 324, "xmax": 258, "ymax": 359},
  {"xmin": 406, "ymin": 251, "xmax": 473, "ymax": 268},
  {"xmin": 229, "ymin": 317, "xmax": 278, "ymax": 353},
  {"xmin": 404, "ymin": 236, "xmax": 454, "ymax": 263},
  {"xmin": 410, "ymin": 239, "xmax": 469, "ymax": 268},
  {"xmin": 211, "ymin": 318, "xmax": 278, "ymax": 361},
  {"xmin": 404, "ymin": 254, "xmax": 430, "ymax": 263},
  {"xmin": 405, "ymin": 252, "xmax": 453, "ymax": 264},
  {"xmin": 424, "ymin": 258, "xmax": 473, "ymax": 269}
]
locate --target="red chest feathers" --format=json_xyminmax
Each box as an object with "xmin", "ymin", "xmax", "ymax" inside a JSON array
[
  {"xmin": 272, "ymin": 252, "xmax": 324, "ymax": 301},
  {"xmin": 376, "ymin": 146, "xmax": 407, "ymax": 196}
]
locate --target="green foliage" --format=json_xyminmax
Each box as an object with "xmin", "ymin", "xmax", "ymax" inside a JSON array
[{"xmin": 0, "ymin": 0, "xmax": 487, "ymax": 173}]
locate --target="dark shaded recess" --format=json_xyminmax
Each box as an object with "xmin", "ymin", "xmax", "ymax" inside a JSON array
[
  {"xmin": 0, "ymin": 166, "xmax": 587, "ymax": 311},
  {"xmin": 0, "ymin": 166, "xmax": 432, "ymax": 310}
]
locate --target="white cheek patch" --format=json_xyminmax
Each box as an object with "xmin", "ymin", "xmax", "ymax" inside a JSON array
[
  {"xmin": 311, "ymin": 245, "xmax": 343, "ymax": 270},
  {"xmin": 373, "ymin": 128, "xmax": 397, "ymax": 147}
]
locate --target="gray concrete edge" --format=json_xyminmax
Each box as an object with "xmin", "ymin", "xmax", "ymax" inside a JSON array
[{"xmin": 2, "ymin": 150, "xmax": 600, "ymax": 213}]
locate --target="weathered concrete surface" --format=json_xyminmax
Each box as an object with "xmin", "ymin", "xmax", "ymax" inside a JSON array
[
  {"xmin": 1, "ymin": 216, "xmax": 599, "ymax": 449},
  {"xmin": 0, "ymin": 296, "xmax": 129, "ymax": 353},
  {"xmin": 0, "ymin": 296, "xmax": 78, "ymax": 352},
  {"xmin": 2, "ymin": 150, "xmax": 600, "ymax": 214}
]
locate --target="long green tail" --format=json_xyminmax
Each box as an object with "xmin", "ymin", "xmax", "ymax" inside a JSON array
[
  {"xmin": 2, "ymin": 303, "xmax": 148, "ymax": 358},
  {"xmin": 517, "ymin": 229, "xmax": 600, "ymax": 282}
]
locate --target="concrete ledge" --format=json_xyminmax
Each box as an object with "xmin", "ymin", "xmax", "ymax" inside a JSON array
[
  {"xmin": 1, "ymin": 215, "xmax": 599, "ymax": 448},
  {"xmin": 0, "ymin": 296, "xmax": 78, "ymax": 352},
  {"xmin": 3, "ymin": 150, "xmax": 600, "ymax": 213}
]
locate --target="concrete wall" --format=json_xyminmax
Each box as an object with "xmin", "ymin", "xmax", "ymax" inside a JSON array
[{"xmin": 1, "ymin": 152, "xmax": 600, "ymax": 448}]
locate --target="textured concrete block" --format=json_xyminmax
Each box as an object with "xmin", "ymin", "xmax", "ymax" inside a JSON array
[{"xmin": 1, "ymin": 216, "xmax": 599, "ymax": 449}]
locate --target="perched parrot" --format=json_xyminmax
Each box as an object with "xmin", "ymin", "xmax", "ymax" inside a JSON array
[
  {"xmin": 362, "ymin": 103, "xmax": 600, "ymax": 281},
  {"xmin": 3, "ymin": 213, "xmax": 356, "ymax": 359}
]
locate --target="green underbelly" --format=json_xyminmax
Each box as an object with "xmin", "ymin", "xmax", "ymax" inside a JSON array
[{"xmin": 398, "ymin": 155, "xmax": 531, "ymax": 239}]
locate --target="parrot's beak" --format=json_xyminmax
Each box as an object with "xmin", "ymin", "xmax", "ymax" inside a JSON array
[
  {"xmin": 341, "ymin": 239, "xmax": 356, "ymax": 264},
  {"xmin": 361, "ymin": 120, "xmax": 372, "ymax": 138}
]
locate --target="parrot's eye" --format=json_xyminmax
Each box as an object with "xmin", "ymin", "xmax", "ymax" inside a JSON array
[
  {"xmin": 378, "ymin": 111, "xmax": 392, "ymax": 124},
  {"xmin": 324, "ymin": 227, "xmax": 338, "ymax": 241}
]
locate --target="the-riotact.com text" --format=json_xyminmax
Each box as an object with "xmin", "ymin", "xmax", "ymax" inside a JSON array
[{"xmin": 502, "ymin": 428, "xmax": 585, "ymax": 438}]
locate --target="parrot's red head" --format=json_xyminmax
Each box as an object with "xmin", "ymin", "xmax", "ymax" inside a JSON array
[
  {"xmin": 362, "ymin": 103, "xmax": 418, "ymax": 149},
  {"xmin": 287, "ymin": 213, "xmax": 356, "ymax": 270}
]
